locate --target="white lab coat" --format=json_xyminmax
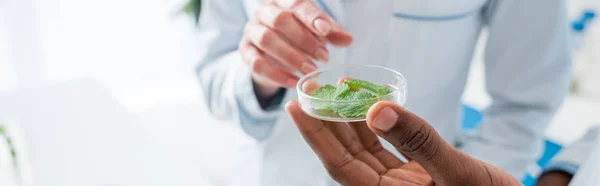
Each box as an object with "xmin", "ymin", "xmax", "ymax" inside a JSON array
[
  {"xmin": 545, "ymin": 126, "xmax": 600, "ymax": 186},
  {"xmin": 196, "ymin": 0, "xmax": 572, "ymax": 185},
  {"xmin": 569, "ymin": 134, "xmax": 600, "ymax": 186},
  {"xmin": 570, "ymin": 144, "xmax": 600, "ymax": 186}
]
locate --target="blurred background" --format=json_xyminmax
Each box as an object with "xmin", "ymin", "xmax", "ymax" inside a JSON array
[{"xmin": 0, "ymin": 0, "xmax": 598, "ymax": 186}]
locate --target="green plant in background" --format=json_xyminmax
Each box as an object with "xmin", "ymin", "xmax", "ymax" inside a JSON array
[
  {"xmin": 183, "ymin": 0, "xmax": 202, "ymax": 23},
  {"xmin": 0, "ymin": 124, "xmax": 18, "ymax": 170}
]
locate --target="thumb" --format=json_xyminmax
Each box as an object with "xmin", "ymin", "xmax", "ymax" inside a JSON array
[{"xmin": 366, "ymin": 101, "xmax": 521, "ymax": 186}]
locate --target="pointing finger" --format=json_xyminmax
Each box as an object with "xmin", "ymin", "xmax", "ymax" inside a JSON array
[{"xmin": 273, "ymin": 0, "xmax": 353, "ymax": 46}]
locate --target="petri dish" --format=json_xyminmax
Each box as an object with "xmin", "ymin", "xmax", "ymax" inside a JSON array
[{"xmin": 297, "ymin": 64, "xmax": 407, "ymax": 122}]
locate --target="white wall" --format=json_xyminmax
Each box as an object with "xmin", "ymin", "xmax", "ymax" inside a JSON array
[
  {"xmin": 1, "ymin": 0, "xmax": 206, "ymax": 111},
  {"xmin": 0, "ymin": 0, "xmax": 244, "ymax": 185},
  {"xmin": 0, "ymin": 2, "xmax": 19, "ymax": 92}
]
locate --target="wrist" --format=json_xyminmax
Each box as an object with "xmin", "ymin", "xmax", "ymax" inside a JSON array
[
  {"xmin": 252, "ymin": 78, "xmax": 286, "ymax": 110},
  {"xmin": 536, "ymin": 171, "xmax": 573, "ymax": 186},
  {"xmin": 253, "ymin": 78, "xmax": 281, "ymax": 98}
]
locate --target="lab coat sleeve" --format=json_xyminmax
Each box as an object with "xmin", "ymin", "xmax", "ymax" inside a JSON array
[
  {"xmin": 196, "ymin": 0, "xmax": 282, "ymax": 141},
  {"xmin": 460, "ymin": 0, "xmax": 572, "ymax": 178},
  {"xmin": 544, "ymin": 126, "xmax": 600, "ymax": 175}
]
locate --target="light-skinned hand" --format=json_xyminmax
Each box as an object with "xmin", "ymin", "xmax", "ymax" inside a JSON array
[{"xmin": 239, "ymin": 0, "xmax": 353, "ymax": 99}]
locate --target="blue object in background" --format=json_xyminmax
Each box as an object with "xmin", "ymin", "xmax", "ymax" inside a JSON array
[
  {"xmin": 521, "ymin": 140, "xmax": 563, "ymax": 186},
  {"xmin": 460, "ymin": 105, "xmax": 563, "ymax": 186},
  {"xmin": 572, "ymin": 21, "xmax": 586, "ymax": 32},
  {"xmin": 460, "ymin": 105, "xmax": 483, "ymax": 131},
  {"xmin": 537, "ymin": 141, "xmax": 563, "ymax": 167},
  {"xmin": 583, "ymin": 9, "xmax": 596, "ymax": 21},
  {"xmin": 571, "ymin": 9, "xmax": 597, "ymax": 33}
]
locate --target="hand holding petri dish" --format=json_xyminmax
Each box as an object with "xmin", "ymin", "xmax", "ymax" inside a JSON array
[{"xmin": 297, "ymin": 64, "xmax": 407, "ymax": 122}]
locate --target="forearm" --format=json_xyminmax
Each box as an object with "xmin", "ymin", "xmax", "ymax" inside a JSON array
[
  {"xmin": 198, "ymin": 53, "xmax": 284, "ymax": 141},
  {"xmin": 196, "ymin": 0, "xmax": 292, "ymax": 141},
  {"xmin": 536, "ymin": 171, "xmax": 573, "ymax": 186}
]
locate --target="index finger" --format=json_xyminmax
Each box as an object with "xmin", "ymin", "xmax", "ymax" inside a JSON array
[
  {"xmin": 273, "ymin": 0, "xmax": 353, "ymax": 46},
  {"xmin": 274, "ymin": 0, "xmax": 334, "ymax": 36}
]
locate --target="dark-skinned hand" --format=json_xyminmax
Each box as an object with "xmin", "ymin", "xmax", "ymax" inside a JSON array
[{"xmin": 286, "ymin": 81, "xmax": 522, "ymax": 186}]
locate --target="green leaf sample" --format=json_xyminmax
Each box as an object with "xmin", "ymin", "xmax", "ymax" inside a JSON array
[
  {"xmin": 311, "ymin": 84, "xmax": 337, "ymax": 110},
  {"xmin": 310, "ymin": 79, "xmax": 392, "ymax": 117},
  {"xmin": 329, "ymin": 90, "xmax": 379, "ymax": 117},
  {"xmin": 344, "ymin": 79, "xmax": 392, "ymax": 95}
]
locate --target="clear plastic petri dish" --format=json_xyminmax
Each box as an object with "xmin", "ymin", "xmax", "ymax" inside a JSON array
[{"xmin": 297, "ymin": 64, "xmax": 407, "ymax": 122}]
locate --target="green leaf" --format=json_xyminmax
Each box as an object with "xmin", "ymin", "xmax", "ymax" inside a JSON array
[
  {"xmin": 309, "ymin": 79, "xmax": 390, "ymax": 118},
  {"xmin": 345, "ymin": 81, "xmax": 362, "ymax": 90},
  {"xmin": 311, "ymin": 85, "xmax": 337, "ymax": 110},
  {"xmin": 344, "ymin": 79, "xmax": 392, "ymax": 95},
  {"xmin": 312, "ymin": 84, "xmax": 337, "ymax": 99},
  {"xmin": 330, "ymin": 90, "xmax": 379, "ymax": 117},
  {"xmin": 333, "ymin": 83, "xmax": 352, "ymax": 99},
  {"xmin": 182, "ymin": 0, "xmax": 202, "ymax": 24}
]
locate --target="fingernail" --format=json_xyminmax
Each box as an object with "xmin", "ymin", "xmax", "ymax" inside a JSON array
[
  {"xmin": 315, "ymin": 48, "xmax": 329, "ymax": 62},
  {"xmin": 287, "ymin": 79, "xmax": 298, "ymax": 88},
  {"xmin": 373, "ymin": 107, "xmax": 398, "ymax": 131},
  {"xmin": 301, "ymin": 63, "xmax": 317, "ymax": 74},
  {"xmin": 314, "ymin": 19, "xmax": 331, "ymax": 36},
  {"xmin": 332, "ymin": 22, "xmax": 344, "ymax": 31}
]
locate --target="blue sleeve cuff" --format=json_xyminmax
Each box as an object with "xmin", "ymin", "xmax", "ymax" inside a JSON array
[
  {"xmin": 544, "ymin": 162, "xmax": 579, "ymax": 176},
  {"xmin": 256, "ymin": 86, "xmax": 287, "ymax": 111},
  {"xmin": 266, "ymin": 88, "xmax": 287, "ymax": 110}
]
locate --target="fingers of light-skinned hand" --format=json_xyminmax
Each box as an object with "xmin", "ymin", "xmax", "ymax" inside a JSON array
[
  {"xmin": 301, "ymin": 79, "xmax": 321, "ymax": 94},
  {"xmin": 273, "ymin": 0, "xmax": 353, "ymax": 46},
  {"xmin": 244, "ymin": 23, "xmax": 317, "ymax": 74},
  {"xmin": 239, "ymin": 40, "xmax": 298, "ymax": 88},
  {"xmin": 336, "ymin": 76, "xmax": 352, "ymax": 86},
  {"xmin": 273, "ymin": 0, "xmax": 333, "ymax": 36},
  {"xmin": 285, "ymin": 100, "xmax": 380, "ymax": 186},
  {"xmin": 255, "ymin": 4, "xmax": 329, "ymax": 62},
  {"xmin": 349, "ymin": 123, "xmax": 404, "ymax": 169},
  {"xmin": 325, "ymin": 23, "xmax": 353, "ymax": 46},
  {"xmin": 365, "ymin": 101, "xmax": 521, "ymax": 186}
]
